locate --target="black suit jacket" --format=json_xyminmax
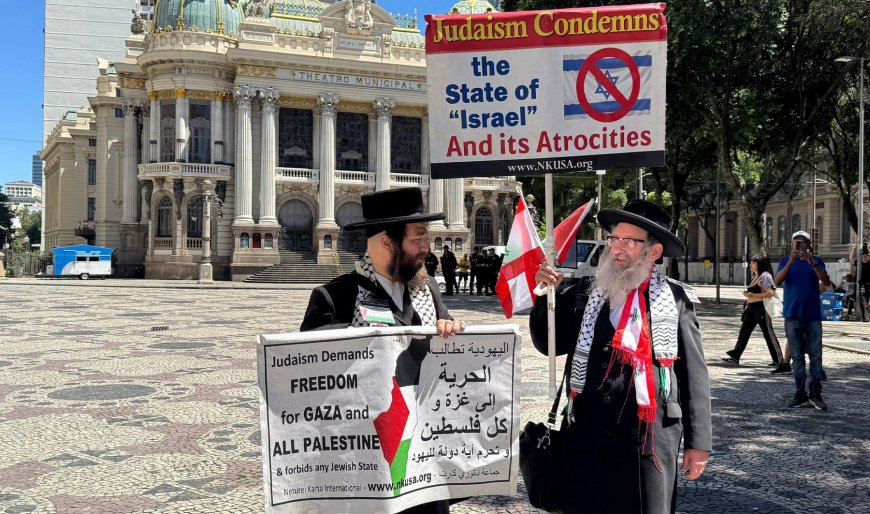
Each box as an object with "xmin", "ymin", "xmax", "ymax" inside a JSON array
[{"xmin": 300, "ymin": 272, "xmax": 451, "ymax": 331}]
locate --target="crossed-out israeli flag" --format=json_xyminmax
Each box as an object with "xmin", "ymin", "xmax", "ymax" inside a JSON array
[{"xmin": 562, "ymin": 53, "xmax": 652, "ymax": 119}]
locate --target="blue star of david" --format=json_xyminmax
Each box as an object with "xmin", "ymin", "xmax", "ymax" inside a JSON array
[{"xmin": 594, "ymin": 70, "xmax": 619, "ymax": 100}]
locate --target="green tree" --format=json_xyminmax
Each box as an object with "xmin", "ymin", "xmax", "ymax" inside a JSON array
[{"xmin": 17, "ymin": 207, "xmax": 41, "ymax": 250}]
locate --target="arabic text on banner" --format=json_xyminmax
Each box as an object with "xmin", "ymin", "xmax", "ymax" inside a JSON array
[{"xmin": 257, "ymin": 325, "xmax": 521, "ymax": 513}]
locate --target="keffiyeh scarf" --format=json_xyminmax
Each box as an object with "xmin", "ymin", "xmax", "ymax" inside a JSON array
[
  {"xmin": 570, "ymin": 268, "xmax": 679, "ymax": 426},
  {"xmin": 351, "ymin": 252, "xmax": 438, "ymax": 327}
]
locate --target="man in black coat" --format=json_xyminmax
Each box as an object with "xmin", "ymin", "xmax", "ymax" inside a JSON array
[
  {"xmin": 440, "ymin": 244, "xmax": 458, "ymax": 295},
  {"xmin": 300, "ymin": 187, "xmax": 465, "ymax": 514},
  {"xmin": 530, "ymin": 200, "xmax": 712, "ymax": 514}
]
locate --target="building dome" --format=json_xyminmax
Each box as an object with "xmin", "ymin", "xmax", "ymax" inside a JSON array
[
  {"xmin": 152, "ymin": 0, "xmax": 243, "ymax": 36},
  {"xmin": 270, "ymin": 0, "xmax": 327, "ymax": 19},
  {"xmin": 447, "ymin": 0, "xmax": 499, "ymax": 15}
]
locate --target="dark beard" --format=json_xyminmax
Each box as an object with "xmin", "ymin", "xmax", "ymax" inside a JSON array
[{"xmin": 389, "ymin": 245, "xmax": 422, "ymax": 284}]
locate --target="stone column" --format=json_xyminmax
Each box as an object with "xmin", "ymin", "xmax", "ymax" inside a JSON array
[
  {"xmin": 367, "ymin": 113, "xmax": 377, "ymax": 174},
  {"xmin": 140, "ymin": 103, "xmax": 150, "ymax": 166},
  {"xmin": 122, "ymin": 100, "xmax": 140, "ymax": 224},
  {"xmin": 316, "ymin": 93, "xmax": 339, "ymax": 227},
  {"xmin": 447, "ymin": 178, "xmax": 465, "ymax": 230},
  {"xmin": 312, "ymin": 109, "xmax": 321, "ymax": 169},
  {"xmin": 212, "ymin": 93, "xmax": 225, "ymax": 164},
  {"xmin": 373, "ymin": 98, "xmax": 395, "ymax": 191},
  {"xmin": 225, "ymin": 99, "xmax": 235, "ymax": 164},
  {"xmin": 259, "ymin": 87, "xmax": 279, "ymax": 225},
  {"xmin": 233, "ymin": 85, "xmax": 255, "ymax": 224},
  {"xmin": 423, "ymin": 116, "xmax": 445, "ymax": 227},
  {"xmin": 149, "ymin": 92, "xmax": 159, "ymax": 162},
  {"xmin": 175, "ymin": 89, "xmax": 188, "ymax": 162}
]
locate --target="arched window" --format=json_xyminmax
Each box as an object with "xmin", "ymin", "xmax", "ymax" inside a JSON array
[
  {"xmin": 765, "ymin": 217, "xmax": 773, "ymax": 245},
  {"xmin": 777, "ymin": 216, "xmax": 786, "ymax": 246},
  {"xmin": 336, "ymin": 112, "xmax": 369, "ymax": 171},
  {"xmin": 791, "ymin": 214, "xmax": 801, "ymax": 234},
  {"xmin": 435, "ymin": 237, "xmax": 443, "ymax": 252},
  {"xmin": 188, "ymin": 101, "xmax": 211, "ymax": 163},
  {"xmin": 278, "ymin": 108, "xmax": 313, "ymax": 168},
  {"xmin": 187, "ymin": 195, "xmax": 203, "ymax": 238},
  {"xmin": 455, "ymin": 237, "xmax": 463, "ymax": 252},
  {"xmin": 391, "ymin": 116, "xmax": 422, "ymax": 173},
  {"xmin": 336, "ymin": 202, "xmax": 365, "ymax": 252},
  {"xmin": 157, "ymin": 197, "xmax": 173, "ymax": 237},
  {"xmin": 475, "ymin": 208, "xmax": 494, "ymax": 245},
  {"xmin": 160, "ymin": 101, "xmax": 176, "ymax": 162}
]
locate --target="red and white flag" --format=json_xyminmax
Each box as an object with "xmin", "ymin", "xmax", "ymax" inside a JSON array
[
  {"xmin": 495, "ymin": 195, "xmax": 546, "ymax": 318},
  {"xmin": 554, "ymin": 198, "xmax": 596, "ymax": 265}
]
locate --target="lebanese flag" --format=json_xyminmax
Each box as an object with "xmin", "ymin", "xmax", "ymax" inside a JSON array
[
  {"xmin": 495, "ymin": 195, "xmax": 546, "ymax": 318},
  {"xmin": 554, "ymin": 198, "xmax": 596, "ymax": 265}
]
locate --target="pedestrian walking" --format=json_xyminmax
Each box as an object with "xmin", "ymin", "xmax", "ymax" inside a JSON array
[
  {"xmin": 722, "ymin": 255, "xmax": 789, "ymax": 373},
  {"xmin": 775, "ymin": 231, "xmax": 831, "ymax": 410},
  {"xmin": 299, "ymin": 187, "xmax": 465, "ymax": 514},
  {"xmin": 530, "ymin": 199, "xmax": 712, "ymax": 514}
]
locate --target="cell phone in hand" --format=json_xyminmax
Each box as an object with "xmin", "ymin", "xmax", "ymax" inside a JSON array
[{"xmin": 794, "ymin": 240, "xmax": 805, "ymax": 252}]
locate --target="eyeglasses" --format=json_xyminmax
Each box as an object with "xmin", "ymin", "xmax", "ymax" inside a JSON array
[{"xmin": 605, "ymin": 236, "xmax": 646, "ymax": 249}]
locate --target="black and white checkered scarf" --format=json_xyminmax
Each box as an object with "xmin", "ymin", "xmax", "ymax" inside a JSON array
[
  {"xmin": 351, "ymin": 251, "xmax": 438, "ymax": 327},
  {"xmin": 570, "ymin": 268, "xmax": 679, "ymax": 396}
]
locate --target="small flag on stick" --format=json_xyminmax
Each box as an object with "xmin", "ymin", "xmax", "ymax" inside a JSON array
[{"xmin": 553, "ymin": 198, "xmax": 596, "ymax": 265}]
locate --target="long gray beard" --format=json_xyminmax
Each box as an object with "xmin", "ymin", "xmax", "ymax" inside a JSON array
[{"xmin": 593, "ymin": 248, "xmax": 653, "ymax": 306}]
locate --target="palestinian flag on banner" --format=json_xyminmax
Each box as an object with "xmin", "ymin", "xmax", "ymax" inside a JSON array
[{"xmin": 373, "ymin": 377, "xmax": 417, "ymax": 496}]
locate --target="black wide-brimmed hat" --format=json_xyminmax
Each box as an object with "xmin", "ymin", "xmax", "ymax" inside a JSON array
[
  {"xmin": 342, "ymin": 187, "xmax": 446, "ymax": 231},
  {"xmin": 597, "ymin": 199, "xmax": 686, "ymax": 257}
]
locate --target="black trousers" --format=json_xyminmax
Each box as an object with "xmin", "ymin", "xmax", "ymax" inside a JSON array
[{"xmin": 730, "ymin": 302, "xmax": 784, "ymax": 364}]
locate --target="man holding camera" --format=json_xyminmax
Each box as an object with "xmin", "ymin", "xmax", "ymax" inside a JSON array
[{"xmin": 775, "ymin": 231, "xmax": 831, "ymax": 410}]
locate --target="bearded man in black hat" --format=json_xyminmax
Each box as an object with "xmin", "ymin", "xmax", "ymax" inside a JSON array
[
  {"xmin": 300, "ymin": 187, "xmax": 465, "ymax": 514},
  {"xmin": 530, "ymin": 199, "xmax": 712, "ymax": 514}
]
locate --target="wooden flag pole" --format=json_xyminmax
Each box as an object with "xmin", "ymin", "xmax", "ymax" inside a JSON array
[{"xmin": 545, "ymin": 173, "xmax": 557, "ymax": 398}]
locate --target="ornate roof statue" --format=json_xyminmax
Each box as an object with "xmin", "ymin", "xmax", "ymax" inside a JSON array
[
  {"xmin": 245, "ymin": 0, "xmax": 270, "ymax": 18},
  {"xmin": 448, "ymin": 0, "xmax": 498, "ymax": 15},
  {"xmin": 344, "ymin": 0, "xmax": 374, "ymax": 34},
  {"xmin": 131, "ymin": 9, "xmax": 147, "ymax": 34}
]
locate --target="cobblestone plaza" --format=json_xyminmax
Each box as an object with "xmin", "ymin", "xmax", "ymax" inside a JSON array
[{"xmin": 1, "ymin": 280, "xmax": 868, "ymax": 513}]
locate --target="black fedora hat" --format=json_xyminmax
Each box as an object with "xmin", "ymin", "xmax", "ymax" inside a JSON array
[
  {"xmin": 597, "ymin": 199, "xmax": 686, "ymax": 257},
  {"xmin": 343, "ymin": 187, "xmax": 446, "ymax": 231}
]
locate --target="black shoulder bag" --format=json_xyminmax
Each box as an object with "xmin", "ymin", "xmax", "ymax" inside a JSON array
[{"xmin": 519, "ymin": 368, "xmax": 567, "ymax": 511}]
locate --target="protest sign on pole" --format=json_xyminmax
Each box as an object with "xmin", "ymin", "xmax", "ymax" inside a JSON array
[
  {"xmin": 425, "ymin": 4, "xmax": 667, "ymax": 179},
  {"xmin": 257, "ymin": 325, "xmax": 521, "ymax": 513}
]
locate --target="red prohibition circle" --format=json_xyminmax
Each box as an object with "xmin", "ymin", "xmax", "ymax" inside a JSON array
[{"xmin": 576, "ymin": 47, "xmax": 642, "ymax": 123}]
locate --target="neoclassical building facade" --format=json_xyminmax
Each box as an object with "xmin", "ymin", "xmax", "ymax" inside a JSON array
[{"xmin": 41, "ymin": 0, "xmax": 520, "ymax": 280}]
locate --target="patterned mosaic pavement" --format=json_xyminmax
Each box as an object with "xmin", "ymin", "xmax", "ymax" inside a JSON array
[{"xmin": 0, "ymin": 279, "xmax": 868, "ymax": 513}]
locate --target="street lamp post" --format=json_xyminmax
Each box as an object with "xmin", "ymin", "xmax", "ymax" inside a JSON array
[
  {"xmin": 595, "ymin": 169, "xmax": 606, "ymax": 241},
  {"xmin": 836, "ymin": 56, "xmax": 866, "ymax": 320},
  {"xmin": 199, "ymin": 180, "xmax": 223, "ymax": 284}
]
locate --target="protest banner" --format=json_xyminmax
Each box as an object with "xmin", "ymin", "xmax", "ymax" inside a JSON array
[
  {"xmin": 257, "ymin": 325, "xmax": 521, "ymax": 513},
  {"xmin": 425, "ymin": 4, "xmax": 667, "ymax": 179}
]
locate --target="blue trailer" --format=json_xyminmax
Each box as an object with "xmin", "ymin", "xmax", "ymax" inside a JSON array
[{"xmin": 51, "ymin": 245, "xmax": 113, "ymax": 280}]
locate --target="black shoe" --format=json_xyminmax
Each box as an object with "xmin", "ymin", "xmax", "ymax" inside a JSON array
[
  {"xmin": 771, "ymin": 364, "xmax": 791, "ymax": 374},
  {"xmin": 768, "ymin": 362, "xmax": 780, "ymax": 367},
  {"xmin": 789, "ymin": 394, "xmax": 809, "ymax": 408},
  {"xmin": 808, "ymin": 394, "xmax": 828, "ymax": 411},
  {"xmin": 821, "ymin": 369, "xmax": 828, "ymax": 381},
  {"xmin": 721, "ymin": 356, "xmax": 739, "ymax": 365}
]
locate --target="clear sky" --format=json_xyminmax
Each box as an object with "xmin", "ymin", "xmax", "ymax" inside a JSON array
[{"xmin": 0, "ymin": 0, "xmax": 465, "ymax": 189}]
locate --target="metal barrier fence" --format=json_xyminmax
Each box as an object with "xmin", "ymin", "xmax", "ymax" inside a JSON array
[{"xmin": 3, "ymin": 250, "xmax": 52, "ymax": 277}]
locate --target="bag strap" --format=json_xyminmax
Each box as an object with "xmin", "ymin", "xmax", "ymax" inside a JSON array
[{"xmin": 547, "ymin": 367, "xmax": 568, "ymax": 427}]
